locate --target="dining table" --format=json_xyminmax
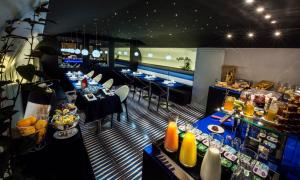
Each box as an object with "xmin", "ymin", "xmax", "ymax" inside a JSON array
[
  {"xmin": 65, "ymin": 71, "xmax": 122, "ymax": 123},
  {"xmin": 121, "ymin": 70, "xmax": 184, "ymax": 110}
]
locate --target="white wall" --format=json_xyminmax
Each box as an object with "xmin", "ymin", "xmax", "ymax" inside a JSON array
[
  {"xmin": 192, "ymin": 48, "xmax": 225, "ymax": 106},
  {"xmin": 191, "ymin": 48, "xmax": 300, "ymax": 106},
  {"xmin": 224, "ymin": 48, "xmax": 300, "ymax": 85}
]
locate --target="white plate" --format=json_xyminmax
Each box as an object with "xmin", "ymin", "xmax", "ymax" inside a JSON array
[{"xmin": 207, "ymin": 124, "xmax": 224, "ymax": 134}]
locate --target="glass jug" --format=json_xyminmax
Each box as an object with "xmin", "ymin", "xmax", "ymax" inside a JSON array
[
  {"xmin": 179, "ymin": 124, "xmax": 197, "ymax": 167},
  {"xmin": 200, "ymin": 133, "xmax": 224, "ymax": 180},
  {"xmin": 164, "ymin": 114, "xmax": 179, "ymax": 153}
]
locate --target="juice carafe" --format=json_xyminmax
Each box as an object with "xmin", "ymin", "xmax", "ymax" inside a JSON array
[
  {"xmin": 200, "ymin": 133, "xmax": 224, "ymax": 180},
  {"xmin": 244, "ymin": 100, "xmax": 254, "ymax": 117},
  {"xmin": 179, "ymin": 129, "xmax": 197, "ymax": 167},
  {"xmin": 265, "ymin": 102, "xmax": 278, "ymax": 121},
  {"xmin": 164, "ymin": 121, "xmax": 179, "ymax": 153},
  {"xmin": 224, "ymin": 96, "xmax": 235, "ymax": 112}
]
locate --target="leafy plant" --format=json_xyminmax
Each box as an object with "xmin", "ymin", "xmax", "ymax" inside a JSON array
[
  {"xmin": 0, "ymin": 2, "xmax": 54, "ymax": 178},
  {"xmin": 176, "ymin": 57, "xmax": 192, "ymax": 71}
]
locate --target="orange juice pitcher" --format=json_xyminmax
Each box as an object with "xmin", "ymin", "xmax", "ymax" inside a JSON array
[
  {"xmin": 223, "ymin": 96, "xmax": 235, "ymax": 112},
  {"xmin": 179, "ymin": 126, "xmax": 197, "ymax": 167},
  {"xmin": 164, "ymin": 121, "xmax": 179, "ymax": 152}
]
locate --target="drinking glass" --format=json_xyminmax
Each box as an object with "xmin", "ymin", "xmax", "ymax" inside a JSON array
[
  {"xmin": 224, "ymin": 96, "xmax": 235, "ymax": 112},
  {"xmin": 200, "ymin": 133, "xmax": 224, "ymax": 180},
  {"xmin": 231, "ymin": 145, "xmax": 258, "ymax": 180},
  {"xmin": 164, "ymin": 113, "xmax": 179, "ymax": 153},
  {"xmin": 179, "ymin": 124, "xmax": 197, "ymax": 167}
]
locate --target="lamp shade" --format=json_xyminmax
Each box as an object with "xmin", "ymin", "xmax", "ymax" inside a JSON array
[{"xmin": 81, "ymin": 49, "xmax": 89, "ymax": 56}]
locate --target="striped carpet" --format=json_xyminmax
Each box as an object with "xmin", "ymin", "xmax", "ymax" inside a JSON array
[{"xmin": 79, "ymin": 91, "xmax": 205, "ymax": 180}]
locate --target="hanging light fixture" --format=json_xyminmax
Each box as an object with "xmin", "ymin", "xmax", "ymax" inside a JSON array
[
  {"xmin": 81, "ymin": 25, "xmax": 89, "ymax": 56},
  {"xmin": 75, "ymin": 29, "xmax": 81, "ymax": 54},
  {"xmin": 92, "ymin": 19, "xmax": 100, "ymax": 58}
]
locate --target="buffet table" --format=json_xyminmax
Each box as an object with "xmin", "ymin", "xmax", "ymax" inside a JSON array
[{"xmin": 142, "ymin": 112, "xmax": 280, "ymax": 180}]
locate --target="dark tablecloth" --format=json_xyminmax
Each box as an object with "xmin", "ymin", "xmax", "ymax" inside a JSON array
[{"xmin": 75, "ymin": 92, "xmax": 122, "ymax": 123}]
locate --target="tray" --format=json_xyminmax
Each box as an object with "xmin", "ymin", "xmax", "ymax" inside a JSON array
[{"xmin": 152, "ymin": 136, "xmax": 278, "ymax": 180}]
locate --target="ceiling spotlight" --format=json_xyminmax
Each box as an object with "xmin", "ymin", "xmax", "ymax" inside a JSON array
[
  {"xmin": 147, "ymin": 53, "xmax": 153, "ymax": 58},
  {"xmin": 245, "ymin": 0, "xmax": 254, "ymax": 5},
  {"xmin": 247, "ymin": 32, "xmax": 254, "ymax": 38},
  {"xmin": 134, "ymin": 51, "xmax": 139, "ymax": 56},
  {"xmin": 274, "ymin": 30, "xmax": 281, "ymax": 37},
  {"xmin": 226, "ymin": 33, "xmax": 233, "ymax": 39},
  {"xmin": 165, "ymin": 54, "xmax": 172, "ymax": 60},
  {"xmin": 264, "ymin": 14, "xmax": 271, "ymax": 19},
  {"xmin": 104, "ymin": 50, "xmax": 108, "ymax": 54},
  {"xmin": 256, "ymin": 6, "xmax": 265, "ymax": 13},
  {"xmin": 271, "ymin": 20, "xmax": 277, "ymax": 24}
]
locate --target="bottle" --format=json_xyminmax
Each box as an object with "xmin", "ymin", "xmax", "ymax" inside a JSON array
[
  {"xmin": 164, "ymin": 115, "xmax": 179, "ymax": 152},
  {"xmin": 179, "ymin": 124, "xmax": 197, "ymax": 167},
  {"xmin": 81, "ymin": 78, "xmax": 87, "ymax": 89}
]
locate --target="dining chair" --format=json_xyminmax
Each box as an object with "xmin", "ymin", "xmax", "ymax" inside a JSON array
[
  {"xmin": 134, "ymin": 78, "xmax": 150, "ymax": 102},
  {"xmin": 115, "ymin": 85, "xmax": 130, "ymax": 121},
  {"xmin": 148, "ymin": 82, "xmax": 168, "ymax": 111},
  {"xmin": 103, "ymin": 78, "xmax": 114, "ymax": 89},
  {"xmin": 86, "ymin": 70, "xmax": 94, "ymax": 78},
  {"xmin": 93, "ymin": 74, "xmax": 102, "ymax": 83}
]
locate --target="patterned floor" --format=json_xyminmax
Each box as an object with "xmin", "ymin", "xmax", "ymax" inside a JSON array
[{"xmin": 79, "ymin": 92, "xmax": 205, "ymax": 180}]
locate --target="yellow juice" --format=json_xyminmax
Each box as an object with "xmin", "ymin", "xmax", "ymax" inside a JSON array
[
  {"xmin": 244, "ymin": 101, "xmax": 254, "ymax": 117},
  {"xmin": 265, "ymin": 109, "xmax": 277, "ymax": 121},
  {"xmin": 179, "ymin": 132, "xmax": 197, "ymax": 167},
  {"xmin": 224, "ymin": 96, "xmax": 235, "ymax": 112},
  {"xmin": 164, "ymin": 122, "xmax": 179, "ymax": 152}
]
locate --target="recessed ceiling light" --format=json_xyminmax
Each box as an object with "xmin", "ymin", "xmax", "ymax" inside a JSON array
[
  {"xmin": 134, "ymin": 52, "xmax": 139, "ymax": 56},
  {"xmin": 245, "ymin": 0, "xmax": 254, "ymax": 5},
  {"xmin": 226, "ymin": 33, "xmax": 233, "ymax": 39},
  {"xmin": 264, "ymin": 14, "xmax": 271, "ymax": 19},
  {"xmin": 274, "ymin": 30, "xmax": 281, "ymax": 37},
  {"xmin": 271, "ymin": 20, "xmax": 277, "ymax": 24},
  {"xmin": 256, "ymin": 6, "xmax": 265, "ymax": 13},
  {"xmin": 247, "ymin": 32, "xmax": 255, "ymax": 38}
]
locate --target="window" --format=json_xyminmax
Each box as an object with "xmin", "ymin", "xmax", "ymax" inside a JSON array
[
  {"xmin": 139, "ymin": 48, "xmax": 197, "ymax": 71},
  {"xmin": 115, "ymin": 47, "xmax": 130, "ymax": 61}
]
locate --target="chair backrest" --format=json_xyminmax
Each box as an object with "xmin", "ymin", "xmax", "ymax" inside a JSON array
[
  {"xmin": 103, "ymin": 78, "xmax": 114, "ymax": 89},
  {"xmin": 93, "ymin": 74, "xmax": 102, "ymax": 83},
  {"xmin": 151, "ymin": 82, "xmax": 167, "ymax": 95},
  {"xmin": 115, "ymin": 85, "xmax": 129, "ymax": 102},
  {"xmin": 86, "ymin": 70, "xmax": 94, "ymax": 78}
]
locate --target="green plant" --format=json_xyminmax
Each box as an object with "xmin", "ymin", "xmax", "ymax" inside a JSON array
[
  {"xmin": 176, "ymin": 57, "xmax": 192, "ymax": 71},
  {"xmin": 0, "ymin": 2, "xmax": 57, "ymax": 178}
]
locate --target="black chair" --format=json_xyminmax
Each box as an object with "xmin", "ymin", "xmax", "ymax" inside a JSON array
[
  {"xmin": 133, "ymin": 77, "xmax": 150, "ymax": 101},
  {"xmin": 148, "ymin": 82, "xmax": 168, "ymax": 111}
]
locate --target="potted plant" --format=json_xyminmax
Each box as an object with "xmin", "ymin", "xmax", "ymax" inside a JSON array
[{"xmin": 176, "ymin": 57, "xmax": 192, "ymax": 71}]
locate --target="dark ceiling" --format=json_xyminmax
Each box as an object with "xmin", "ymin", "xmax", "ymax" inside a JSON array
[{"xmin": 44, "ymin": 0, "xmax": 300, "ymax": 47}]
